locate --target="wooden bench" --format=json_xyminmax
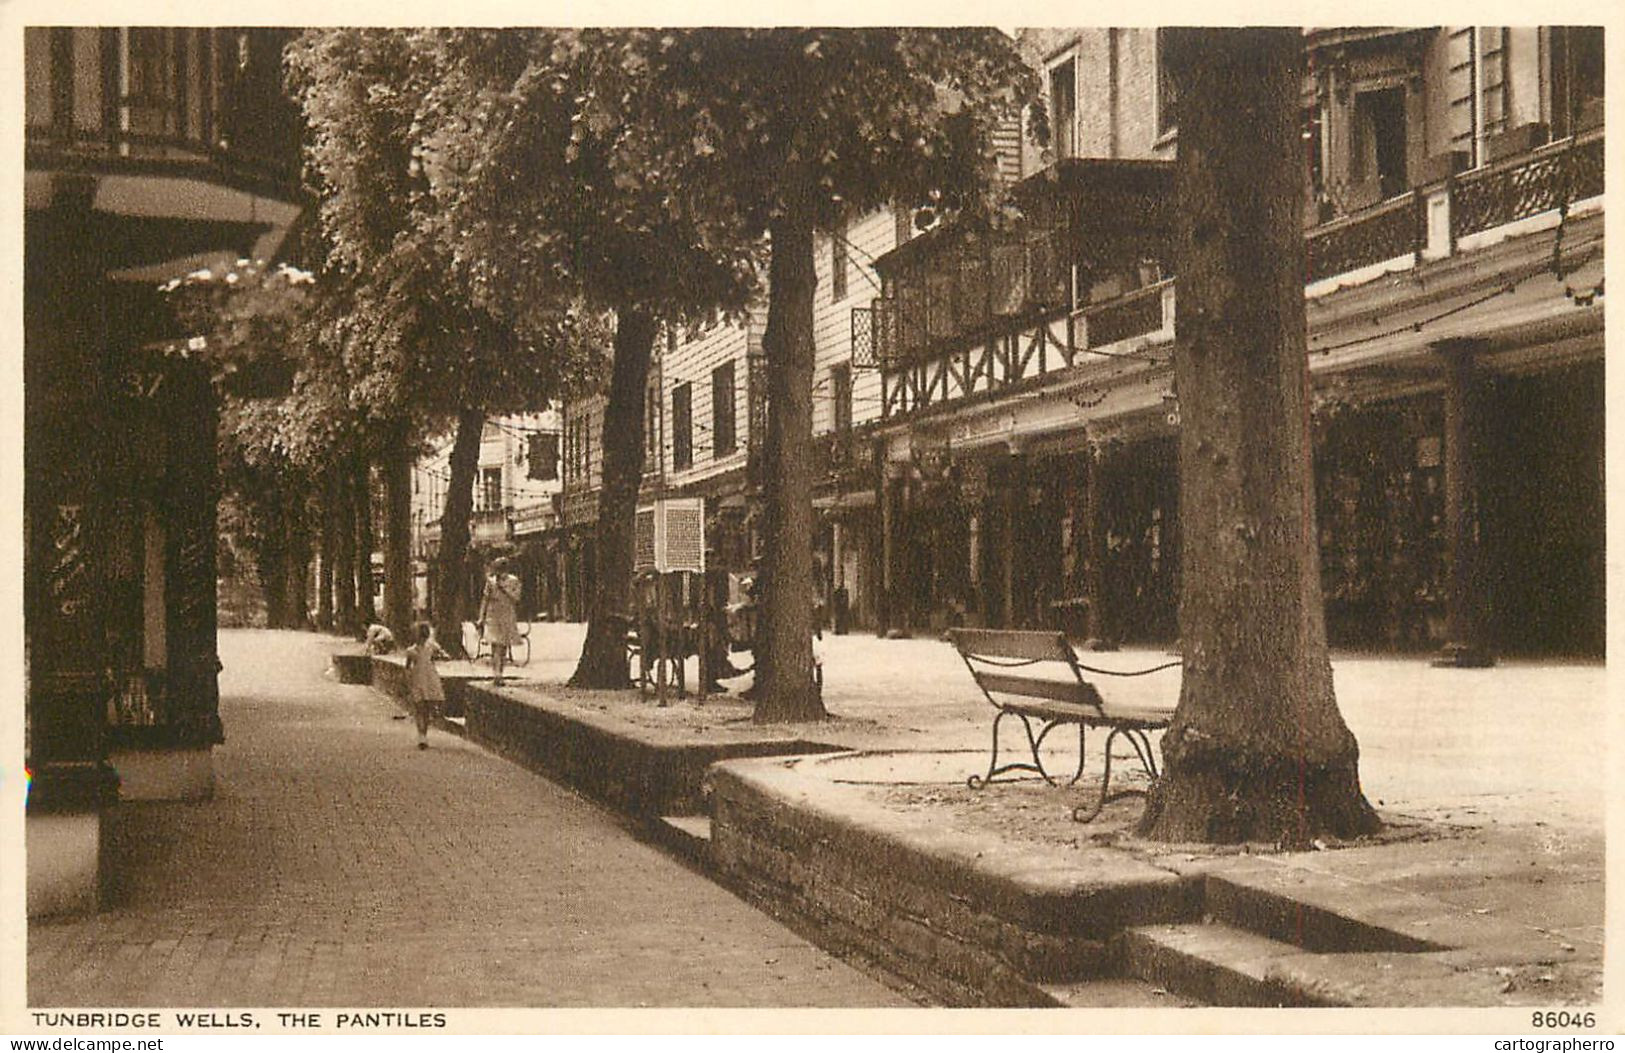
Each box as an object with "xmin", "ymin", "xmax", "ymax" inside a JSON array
[{"xmin": 947, "ymin": 628, "xmax": 1177, "ymax": 822}]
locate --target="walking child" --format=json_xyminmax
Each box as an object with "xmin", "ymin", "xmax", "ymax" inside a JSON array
[{"xmin": 405, "ymin": 622, "xmax": 449, "ymax": 750}]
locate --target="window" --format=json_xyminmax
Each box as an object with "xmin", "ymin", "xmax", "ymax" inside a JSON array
[
  {"xmin": 1303, "ymin": 104, "xmax": 1330, "ymax": 222},
  {"xmin": 527, "ymin": 432, "xmax": 559, "ymax": 482},
  {"xmin": 645, "ymin": 385, "xmax": 658, "ymax": 459},
  {"xmin": 831, "ymin": 363, "xmax": 853, "ymax": 437},
  {"xmin": 1352, "ymin": 87, "xmax": 1408, "ymax": 201},
  {"xmin": 831, "ymin": 220, "xmax": 849, "ymax": 302},
  {"xmin": 712, "ymin": 363, "xmax": 736, "ymax": 456},
  {"xmin": 1155, "ymin": 29, "xmax": 1179, "ymax": 137},
  {"xmin": 479, "ymin": 467, "xmax": 502, "ymax": 512},
  {"xmin": 1049, "ymin": 56, "xmax": 1077, "ymax": 158},
  {"xmin": 672, "ymin": 383, "xmax": 693, "ymax": 470},
  {"xmin": 1550, "ymin": 26, "xmax": 1605, "ymax": 139}
]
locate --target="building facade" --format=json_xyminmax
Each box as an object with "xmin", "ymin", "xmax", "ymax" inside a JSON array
[
  {"xmin": 24, "ymin": 27, "xmax": 304, "ymax": 915},
  {"xmin": 857, "ymin": 26, "xmax": 1603, "ymax": 658},
  {"xmin": 545, "ymin": 26, "xmax": 1603, "ymax": 662},
  {"xmin": 412, "ymin": 413, "xmax": 563, "ymax": 625},
  {"xmin": 552, "ymin": 210, "xmax": 898, "ymax": 630}
]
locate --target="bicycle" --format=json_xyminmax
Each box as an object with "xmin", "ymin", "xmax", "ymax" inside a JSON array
[{"xmin": 462, "ymin": 620, "xmax": 532, "ymax": 668}]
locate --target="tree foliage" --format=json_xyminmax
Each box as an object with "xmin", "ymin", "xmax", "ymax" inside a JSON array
[
  {"xmin": 582, "ymin": 29, "xmax": 1038, "ymax": 720},
  {"xmin": 288, "ymin": 28, "xmax": 610, "ymax": 646}
]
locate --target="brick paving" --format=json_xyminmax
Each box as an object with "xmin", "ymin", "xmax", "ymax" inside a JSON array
[{"xmin": 27, "ymin": 630, "xmax": 913, "ymax": 1009}]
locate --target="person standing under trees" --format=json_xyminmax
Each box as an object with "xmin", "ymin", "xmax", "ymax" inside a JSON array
[
  {"xmin": 478, "ymin": 557, "xmax": 522, "ymax": 687},
  {"xmin": 404, "ymin": 622, "xmax": 449, "ymax": 750}
]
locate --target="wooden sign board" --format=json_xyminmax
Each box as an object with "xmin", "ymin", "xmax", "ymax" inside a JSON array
[{"xmin": 634, "ymin": 498, "xmax": 706, "ymax": 573}]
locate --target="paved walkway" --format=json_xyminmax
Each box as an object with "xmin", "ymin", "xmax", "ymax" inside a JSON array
[
  {"xmin": 522, "ymin": 621, "xmax": 1605, "ymax": 833},
  {"xmin": 28, "ymin": 630, "xmax": 912, "ymax": 1008}
]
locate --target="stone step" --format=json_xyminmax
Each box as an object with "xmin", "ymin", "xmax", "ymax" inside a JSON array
[
  {"xmin": 653, "ymin": 815, "xmax": 713, "ymax": 868},
  {"xmin": 1118, "ymin": 921, "xmax": 1341, "ymax": 1007},
  {"xmin": 1039, "ymin": 975, "xmax": 1203, "ymax": 1008},
  {"xmin": 1202, "ymin": 870, "xmax": 1444, "ymax": 954}
]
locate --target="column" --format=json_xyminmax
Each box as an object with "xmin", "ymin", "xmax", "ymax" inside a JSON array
[
  {"xmin": 25, "ymin": 187, "xmax": 119, "ymax": 917},
  {"xmin": 1001, "ymin": 444, "xmax": 1025, "ymax": 628},
  {"xmin": 1431, "ymin": 338, "xmax": 1495, "ymax": 667},
  {"xmin": 1082, "ymin": 441, "xmax": 1118, "ymax": 650},
  {"xmin": 878, "ymin": 466, "xmax": 898, "ymax": 637}
]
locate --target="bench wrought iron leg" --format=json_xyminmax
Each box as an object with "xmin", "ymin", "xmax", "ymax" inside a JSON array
[
  {"xmin": 1125, "ymin": 727, "xmax": 1159, "ymax": 779},
  {"xmin": 1035, "ymin": 721, "xmax": 1087, "ymax": 786},
  {"xmin": 970, "ymin": 710, "xmax": 1053, "ymax": 789},
  {"xmin": 968, "ymin": 709, "xmax": 1009, "ymax": 789},
  {"xmin": 1072, "ymin": 726, "xmax": 1160, "ymax": 823}
]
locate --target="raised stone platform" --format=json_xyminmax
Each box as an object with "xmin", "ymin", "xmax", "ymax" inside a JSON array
[
  {"xmin": 367, "ymin": 660, "xmax": 843, "ymax": 816},
  {"xmin": 706, "ymin": 752, "xmax": 1603, "ymax": 1008}
]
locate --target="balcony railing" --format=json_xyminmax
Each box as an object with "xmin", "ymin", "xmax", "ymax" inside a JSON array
[
  {"xmin": 25, "ymin": 27, "xmax": 302, "ymax": 198},
  {"xmin": 471, "ymin": 508, "xmax": 512, "ymax": 544},
  {"xmin": 869, "ymin": 227, "xmax": 1069, "ymax": 369},
  {"xmin": 1078, "ymin": 281, "xmax": 1170, "ymax": 349},
  {"xmin": 860, "ymin": 127, "xmax": 1603, "ymax": 422},
  {"xmin": 1451, "ymin": 129, "xmax": 1604, "ymax": 241},
  {"xmin": 1305, "ymin": 192, "xmax": 1421, "ymax": 282}
]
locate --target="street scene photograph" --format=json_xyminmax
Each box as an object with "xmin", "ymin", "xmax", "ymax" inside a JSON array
[{"xmin": 12, "ymin": 20, "xmax": 1609, "ymax": 1031}]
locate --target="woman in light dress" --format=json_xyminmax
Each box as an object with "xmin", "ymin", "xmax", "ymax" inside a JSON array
[{"xmin": 478, "ymin": 557, "xmax": 523, "ymax": 687}]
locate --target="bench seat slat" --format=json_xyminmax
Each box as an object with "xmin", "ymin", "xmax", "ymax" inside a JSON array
[
  {"xmin": 975, "ymin": 671, "xmax": 1104, "ymax": 708},
  {"xmin": 991, "ymin": 695, "xmax": 1174, "ymax": 728},
  {"xmin": 950, "ymin": 628, "xmax": 1074, "ymax": 663}
]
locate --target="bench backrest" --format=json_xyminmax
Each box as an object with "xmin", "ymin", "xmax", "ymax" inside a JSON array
[{"xmin": 947, "ymin": 628, "xmax": 1105, "ymax": 712}]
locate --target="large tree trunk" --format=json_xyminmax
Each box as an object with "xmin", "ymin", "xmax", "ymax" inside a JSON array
[
  {"xmin": 382, "ymin": 424, "xmax": 415, "ymax": 642},
  {"xmin": 434, "ymin": 408, "xmax": 485, "ymax": 658},
  {"xmin": 569, "ymin": 305, "xmax": 656, "ymax": 688},
  {"xmin": 354, "ymin": 449, "xmax": 377, "ymax": 632},
  {"xmin": 1137, "ymin": 29, "xmax": 1379, "ymax": 846},
  {"xmin": 333, "ymin": 452, "xmax": 358, "ymax": 636},
  {"xmin": 753, "ymin": 198, "xmax": 825, "ymax": 723}
]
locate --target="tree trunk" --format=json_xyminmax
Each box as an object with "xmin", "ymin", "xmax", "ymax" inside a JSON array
[
  {"xmin": 434, "ymin": 408, "xmax": 485, "ymax": 658},
  {"xmin": 333, "ymin": 452, "xmax": 358, "ymax": 636},
  {"xmin": 382, "ymin": 424, "xmax": 415, "ymax": 642},
  {"xmin": 285, "ymin": 498, "xmax": 312, "ymax": 631},
  {"xmin": 753, "ymin": 199, "xmax": 825, "ymax": 723},
  {"xmin": 1137, "ymin": 29, "xmax": 1379, "ymax": 846},
  {"xmin": 569, "ymin": 305, "xmax": 656, "ymax": 688},
  {"xmin": 258, "ymin": 500, "xmax": 289, "ymax": 628},
  {"xmin": 354, "ymin": 449, "xmax": 376, "ymax": 632},
  {"xmin": 318, "ymin": 465, "xmax": 338, "ymax": 631}
]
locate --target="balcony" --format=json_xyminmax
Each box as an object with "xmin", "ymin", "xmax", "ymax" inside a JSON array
[
  {"xmin": 861, "ymin": 128, "xmax": 1603, "ymax": 422},
  {"xmin": 811, "ymin": 427, "xmax": 877, "ymax": 488},
  {"xmin": 471, "ymin": 508, "xmax": 512, "ymax": 545},
  {"xmin": 25, "ymin": 28, "xmax": 303, "ymax": 210}
]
